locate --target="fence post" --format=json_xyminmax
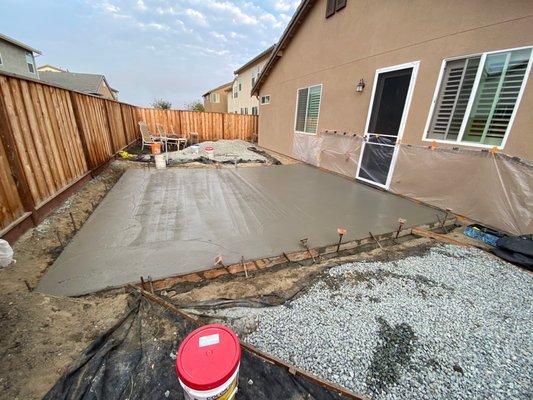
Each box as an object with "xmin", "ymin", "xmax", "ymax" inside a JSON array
[{"xmin": 0, "ymin": 92, "xmax": 37, "ymax": 223}]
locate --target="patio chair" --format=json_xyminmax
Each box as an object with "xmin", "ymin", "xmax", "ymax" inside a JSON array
[
  {"xmin": 156, "ymin": 124, "xmax": 187, "ymax": 150},
  {"xmin": 139, "ymin": 122, "xmax": 164, "ymax": 152}
]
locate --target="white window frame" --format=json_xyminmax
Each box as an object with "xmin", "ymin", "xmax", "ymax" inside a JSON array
[
  {"xmin": 260, "ymin": 95, "xmax": 270, "ymax": 105},
  {"xmin": 25, "ymin": 52, "xmax": 35, "ymax": 74},
  {"xmin": 293, "ymin": 84, "xmax": 323, "ymax": 135},
  {"xmin": 210, "ymin": 92, "xmax": 220, "ymax": 103},
  {"xmin": 422, "ymin": 45, "xmax": 533, "ymax": 150},
  {"xmin": 0, "ymin": 51, "xmax": 3, "ymax": 65}
]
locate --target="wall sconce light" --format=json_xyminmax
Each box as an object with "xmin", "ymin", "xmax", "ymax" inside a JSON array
[{"xmin": 356, "ymin": 78, "xmax": 365, "ymax": 93}]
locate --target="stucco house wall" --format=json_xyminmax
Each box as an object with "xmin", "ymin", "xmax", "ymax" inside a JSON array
[
  {"xmin": 228, "ymin": 58, "xmax": 268, "ymax": 114},
  {"xmin": 203, "ymin": 83, "xmax": 232, "ymax": 113},
  {"xmin": 256, "ymin": 0, "xmax": 533, "ymax": 235},
  {"xmin": 0, "ymin": 38, "xmax": 39, "ymax": 79},
  {"xmin": 258, "ymin": 0, "xmax": 533, "ymax": 160}
]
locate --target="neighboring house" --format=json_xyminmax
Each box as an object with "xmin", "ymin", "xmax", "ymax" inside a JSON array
[
  {"xmin": 202, "ymin": 81, "xmax": 233, "ymax": 112},
  {"xmin": 253, "ymin": 0, "xmax": 533, "ymax": 235},
  {"xmin": 228, "ymin": 45, "xmax": 275, "ymax": 115},
  {"xmin": 37, "ymin": 65, "xmax": 119, "ymax": 100},
  {"xmin": 0, "ymin": 33, "xmax": 40, "ymax": 78}
]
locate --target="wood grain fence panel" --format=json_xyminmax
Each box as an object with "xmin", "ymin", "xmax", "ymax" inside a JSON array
[
  {"xmin": 73, "ymin": 93, "xmax": 113, "ymax": 169},
  {"xmin": 0, "ymin": 133, "xmax": 25, "ymax": 231},
  {"xmin": 121, "ymin": 104, "xmax": 138, "ymax": 144},
  {"xmin": 105, "ymin": 101, "xmax": 127, "ymax": 151}
]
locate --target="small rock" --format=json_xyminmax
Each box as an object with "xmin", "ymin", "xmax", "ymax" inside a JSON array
[
  {"xmin": 453, "ymin": 363, "xmax": 464, "ymax": 374},
  {"xmin": 164, "ymin": 390, "xmax": 170, "ymax": 397},
  {"xmin": 248, "ymin": 379, "xmax": 253, "ymax": 386}
]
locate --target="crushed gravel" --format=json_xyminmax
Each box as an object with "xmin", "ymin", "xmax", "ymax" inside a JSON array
[
  {"xmin": 226, "ymin": 245, "xmax": 533, "ymax": 399},
  {"xmin": 166, "ymin": 140, "xmax": 267, "ymax": 164}
]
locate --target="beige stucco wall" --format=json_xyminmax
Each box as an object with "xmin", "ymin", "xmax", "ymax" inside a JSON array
[
  {"xmin": 0, "ymin": 39, "xmax": 38, "ymax": 79},
  {"xmin": 229, "ymin": 58, "xmax": 268, "ymax": 114},
  {"xmin": 203, "ymin": 85, "xmax": 230, "ymax": 113},
  {"xmin": 258, "ymin": 0, "xmax": 533, "ymax": 160},
  {"xmin": 99, "ymin": 80, "xmax": 117, "ymax": 100},
  {"xmin": 37, "ymin": 65, "xmax": 63, "ymax": 72}
]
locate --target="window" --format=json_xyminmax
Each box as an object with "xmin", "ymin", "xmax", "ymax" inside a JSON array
[
  {"xmin": 426, "ymin": 47, "xmax": 532, "ymax": 147},
  {"xmin": 0, "ymin": 51, "xmax": 3, "ymax": 65},
  {"xmin": 233, "ymin": 91, "xmax": 238, "ymax": 99},
  {"xmin": 251, "ymin": 106, "xmax": 258, "ymax": 115},
  {"xmin": 240, "ymin": 108, "xmax": 245, "ymax": 114},
  {"xmin": 244, "ymin": 108, "xmax": 248, "ymax": 115},
  {"xmin": 25, "ymin": 52, "xmax": 35, "ymax": 73},
  {"xmin": 239, "ymin": 83, "xmax": 242, "ymax": 91},
  {"xmin": 252, "ymin": 76, "xmax": 256, "ymax": 86},
  {"xmin": 294, "ymin": 84, "xmax": 322, "ymax": 134},
  {"xmin": 326, "ymin": 0, "xmax": 347, "ymax": 18},
  {"xmin": 260, "ymin": 95, "xmax": 270, "ymax": 105},
  {"xmin": 210, "ymin": 93, "xmax": 220, "ymax": 103}
]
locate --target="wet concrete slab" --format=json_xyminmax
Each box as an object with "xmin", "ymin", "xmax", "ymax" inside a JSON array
[{"xmin": 38, "ymin": 164, "xmax": 444, "ymax": 296}]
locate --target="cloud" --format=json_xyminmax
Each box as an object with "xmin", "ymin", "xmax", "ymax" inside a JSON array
[
  {"xmin": 135, "ymin": 0, "xmax": 147, "ymax": 11},
  {"xmin": 184, "ymin": 8, "xmax": 209, "ymax": 27},
  {"xmin": 136, "ymin": 21, "xmax": 170, "ymax": 31},
  {"xmin": 210, "ymin": 31, "xmax": 228, "ymax": 42},
  {"xmin": 204, "ymin": 1, "xmax": 258, "ymax": 25},
  {"xmin": 98, "ymin": 1, "xmax": 120, "ymax": 14}
]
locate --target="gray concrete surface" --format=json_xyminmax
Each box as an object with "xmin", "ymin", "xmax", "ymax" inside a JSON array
[{"xmin": 38, "ymin": 164, "xmax": 445, "ymax": 296}]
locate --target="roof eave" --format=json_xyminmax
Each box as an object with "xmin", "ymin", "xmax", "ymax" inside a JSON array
[
  {"xmin": 233, "ymin": 44, "xmax": 276, "ymax": 75},
  {"xmin": 252, "ymin": 0, "xmax": 315, "ymax": 96}
]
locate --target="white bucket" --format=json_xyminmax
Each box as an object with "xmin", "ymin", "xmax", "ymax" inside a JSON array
[
  {"xmin": 204, "ymin": 146, "xmax": 214, "ymax": 159},
  {"xmin": 179, "ymin": 365, "xmax": 239, "ymax": 400},
  {"xmin": 154, "ymin": 154, "xmax": 166, "ymax": 169}
]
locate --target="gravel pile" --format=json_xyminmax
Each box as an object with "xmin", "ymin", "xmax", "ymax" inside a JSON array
[
  {"xmin": 166, "ymin": 140, "xmax": 267, "ymax": 164},
  {"xmin": 231, "ymin": 245, "xmax": 532, "ymax": 399}
]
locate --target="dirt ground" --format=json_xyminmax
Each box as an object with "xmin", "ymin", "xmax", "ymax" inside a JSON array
[{"xmin": 0, "ymin": 144, "xmax": 299, "ymax": 400}]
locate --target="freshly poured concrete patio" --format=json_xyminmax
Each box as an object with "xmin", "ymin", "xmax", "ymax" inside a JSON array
[{"xmin": 38, "ymin": 164, "xmax": 444, "ymax": 296}]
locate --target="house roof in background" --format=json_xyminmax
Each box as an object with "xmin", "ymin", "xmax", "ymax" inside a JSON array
[
  {"xmin": 202, "ymin": 81, "xmax": 233, "ymax": 97},
  {"xmin": 234, "ymin": 44, "xmax": 276, "ymax": 75},
  {"xmin": 252, "ymin": 0, "xmax": 316, "ymax": 95},
  {"xmin": 38, "ymin": 70, "xmax": 113, "ymax": 96},
  {"xmin": 0, "ymin": 32, "xmax": 42, "ymax": 54},
  {"xmin": 37, "ymin": 64, "xmax": 67, "ymax": 72}
]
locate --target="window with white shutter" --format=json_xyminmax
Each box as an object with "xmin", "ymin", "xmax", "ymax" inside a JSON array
[
  {"xmin": 294, "ymin": 85, "xmax": 322, "ymax": 134},
  {"xmin": 425, "ymin": 47, "xmax": 532, "ymax": 147}
]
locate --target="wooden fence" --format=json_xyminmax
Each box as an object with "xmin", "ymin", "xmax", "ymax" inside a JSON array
[{"xmin": 0, "ymin": 72, "xmax": 259, "ymax": 241}]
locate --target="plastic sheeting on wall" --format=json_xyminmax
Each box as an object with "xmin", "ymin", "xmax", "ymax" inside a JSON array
[
  {"xmin": 319, "ymin": 133, "xmax": 362, "ymax": 177},
  {"xmin": 390, "ymin": 145, "xmax": 533, "ymax": 235},
  {"xmin": 289, "ymin": 131, "xmax": 531, "ymax": 235},
  {"xmin": 292, "ymin": 132, "xmax": 362, "ymax": 175},
  {"xmin": 292, "ymin": 132, "xmax": 323, "ymax": 166}
]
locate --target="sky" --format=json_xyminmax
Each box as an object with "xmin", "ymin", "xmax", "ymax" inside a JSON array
[{"xmin": 0, "ymin": 0, "xmax": 301, "ymax": 107}]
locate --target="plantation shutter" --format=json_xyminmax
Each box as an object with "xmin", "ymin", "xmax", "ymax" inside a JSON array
[
  {"xmin": 427, "ymin": 56, "xmax": 480, "ymax": 140},
  {"xmin": 464, "ymin": 48, "xmax": 531, "ymax": 145},
  {"xmin": 326, "ymin": 0, "xmax": 336, "ymax": 17},
  {"xmin": 336, "ymin": 0, "xmax": 347, "ymax": 11},
  {"xmin": 296, "ymin": 88, "xmax": 308, "ymax": 132},
  {"xmin": 305, "ymin": 85, "xmax": 322, "ymax": 134}
]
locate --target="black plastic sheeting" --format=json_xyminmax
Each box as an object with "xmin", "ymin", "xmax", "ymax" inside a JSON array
[
  {"xmin": 492, "ymin": 235, "xmax": 533, "ymax": 270},
  {"xmin": 43, "ymin": 295, "xmax": 350, "ymax": 400}
]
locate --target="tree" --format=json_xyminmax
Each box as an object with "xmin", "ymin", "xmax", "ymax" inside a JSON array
[
  {"xmin": 151, "ymin": 98, "xmax": 172, "ymax": 109},
  {"xmin": 186, "ymin": 100, "xmax": 205, "ymax": 112}
]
